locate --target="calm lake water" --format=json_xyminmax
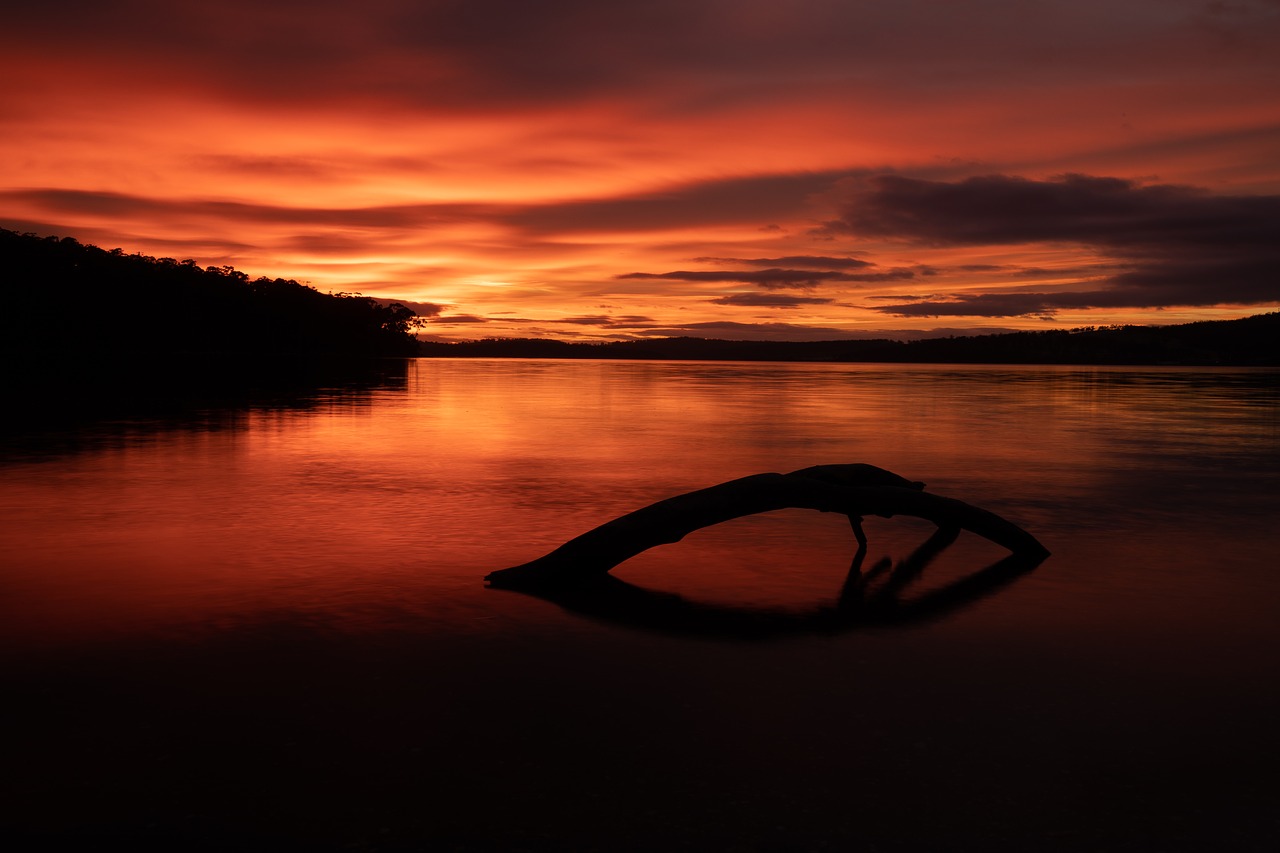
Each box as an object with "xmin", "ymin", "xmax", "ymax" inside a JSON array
[{"xmin": 4, "ymin": 359, "xmax": 1279, "ymax": 850}]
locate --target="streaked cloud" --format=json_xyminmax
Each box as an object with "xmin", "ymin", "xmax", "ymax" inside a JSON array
[
  {"xmin": 708, "ymin": 294, "xmax": 835, "ymax": 308},
  {"xmin": 694, "ymin": 256, "xmax": 874, "ymax": 270},
  {"xmin": 3, "ymin": 1, "xmax": 1279, "ymax": 339},
  {"xmin": 618, "ymin": 268, "xmax": 915, "ymax": 289},
  {"xmin": 628, "ymin": 321, "xmax": 882, "ymax": 343}
]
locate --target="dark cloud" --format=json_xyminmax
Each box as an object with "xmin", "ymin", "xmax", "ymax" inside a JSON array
[
  {"xmin": 537, "ymin": 315, "xmax": 656, "ymax": 327},
  {"xmin": 426, "ymin": 316, "xmax": 877, "ymax": 342},
  {"xmin": 629, "ymin": 320, "xmax": 1030, "ymax": 342},
  {"xmin": 503, "ymin": 170, "xmax": 852, "ymax": 235},
  {"xmin": 631, "ymin": 321, "xmax": 879, "ymax": 342},
  {"xmin": 0, "ymin": 216, "xmax": 256, "ymax": 256},
  {"xmin": 429, "ymin": 314, "xmax": 490, "ymax": 324},
  {"xmin": 284, "ymin": 234, "xmax": 406, "ymax": 256},
  {"xmin": 7, "ymin": 3, "xmax": 704, "ymax": 109},
  {"xmin": 708, "ymin": 294, "xmax": 834, "ymax": 308},
  {"xmin": 475, "ymin": 314, "xmax": 657, "ymax": 330},
  {"xmin": 191, "ymin": 155, "xmax": 342, "ymax": 180},
  {"xmin": 1, "ymin": 188, "xmax": 484, "ymax": 230},
  {"xmin": 387, "ymin": 0, "xmax": 719, "ymax": 106},
  {"xmin": 872, "ymin": 294, "xmax": 1063, "ymax": 318},
  {"xmin": 1011, "ymin": 265, "xmax": 1116, "ymax": 278},
  {"xmin": 619, "ymin": 267, "xmax": 914, "ymax": 289},
  {"xmin": 13, "ymin": 1, "xmax": 1279, "ymax": 112},
  {"xmin": 694, "ymin": 255, "xmax": 873, "ymax": 270},
  {"xmin": 617, "ymin": 321, "xmax": 1013, "ymax": 342},
  {"xmin": 834, "ymin": 173, "xmax": 1280, "ymax": 314},
  {"xmin": 545, "ymin": 316, "xmax": 614, "ymax": 326}
]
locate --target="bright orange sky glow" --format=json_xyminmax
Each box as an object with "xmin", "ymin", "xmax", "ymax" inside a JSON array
[{"xmin": 3, "ymin": 1, "xmax": 1278, "ymax": 341}]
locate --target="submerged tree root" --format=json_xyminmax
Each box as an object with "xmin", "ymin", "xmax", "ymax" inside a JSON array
[{"xmin": 485, "ymin": 463, "xmax": 1049, "ymax": 591}]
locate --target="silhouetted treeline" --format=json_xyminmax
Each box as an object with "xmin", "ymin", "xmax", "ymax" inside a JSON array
[
  {"xmin": 1, "ymin": 229, "xmax": 424, "ymax": 421},
  {"xmin": 421, "ymin": 313, "xmax": 1280, "ymax": 365},
  {"xmin": 1, "ymin": 229, "xmax": 421, "ymax": 362}
]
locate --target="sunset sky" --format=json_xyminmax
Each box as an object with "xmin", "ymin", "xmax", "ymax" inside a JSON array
[{"xmin": 3, "ymin": 0, "xmax": 1278, "ymax": 342}]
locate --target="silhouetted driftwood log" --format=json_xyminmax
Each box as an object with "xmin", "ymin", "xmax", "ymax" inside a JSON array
[
  {"xmin": 485, "ymin": 464, "xmax": 1049, "ymax": 590},
  {"xmin": 505, "ymin": 528, "xmax": 1046, "ymax": 640}
]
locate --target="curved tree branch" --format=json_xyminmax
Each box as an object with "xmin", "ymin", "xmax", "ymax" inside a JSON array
[{"xmin": 485, "ymin": 463, "xmax": 1049, "ymax": 590}]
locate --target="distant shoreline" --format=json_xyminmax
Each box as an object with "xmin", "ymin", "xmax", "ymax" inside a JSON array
[{"xmin": 418, "ymin": 311, "xmax": 1280, "ymax": 367}]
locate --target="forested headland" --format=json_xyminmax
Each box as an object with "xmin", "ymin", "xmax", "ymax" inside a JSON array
[
  {"xmin": 2, "ymin": 229, "xmax": 421, "ymax": 361},
  {"xmin": 1, "ymin": 229, "xmax": 423, "ymax": 418}
]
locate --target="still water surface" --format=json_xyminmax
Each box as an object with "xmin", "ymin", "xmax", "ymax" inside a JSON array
[
  {"xmin": 4, "ymin": 359, "xmax": 1279, "ymax": 849},
  {"xmin": 4, "ymin": 359, "xmax": 1277, "ymax": 645}
]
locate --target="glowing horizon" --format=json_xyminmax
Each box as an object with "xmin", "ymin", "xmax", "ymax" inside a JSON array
[{"xmin": 3, "ymin": 1, "xmax": 1278, "ymax": 342}]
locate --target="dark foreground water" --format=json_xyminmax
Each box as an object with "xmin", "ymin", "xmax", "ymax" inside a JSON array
[{"xmin": 3, "ymin": 359, "xmax": 1279, "ymax": 850}]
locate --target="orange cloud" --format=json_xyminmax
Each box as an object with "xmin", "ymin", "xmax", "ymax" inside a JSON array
[{"xmin": 3, "ymin": 1, "xmax": 1279, "ymax": 340}]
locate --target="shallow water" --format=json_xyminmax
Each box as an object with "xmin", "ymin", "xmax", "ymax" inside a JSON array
[{"xmin": 4, "ymin": 359, "xmax": 1279, "ymax": 849}]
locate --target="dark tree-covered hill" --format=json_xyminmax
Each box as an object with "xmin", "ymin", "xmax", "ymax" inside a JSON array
[{"xmin": 1, "ymin": 229, "xmax": 421, "ymax": 362}]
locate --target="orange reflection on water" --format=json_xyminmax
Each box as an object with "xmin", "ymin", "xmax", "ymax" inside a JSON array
[{"xmin": 2, "ymin": 360, "xmax": 1278, "ymax": 653}]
